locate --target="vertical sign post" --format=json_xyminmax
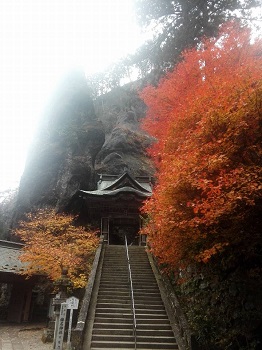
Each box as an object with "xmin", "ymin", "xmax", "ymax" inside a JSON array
[
  {"xmin": 66, "ymin": 296, "xmax": 79, "ymax": 349},
  {"xmin": 55, "ymin": 302, "xmax": 67, "ymax": 350}
]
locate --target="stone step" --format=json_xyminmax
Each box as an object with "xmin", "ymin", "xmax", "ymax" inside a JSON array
[
  {"xmin": 99, "ymin": 279, "xmax": 159, "ymax": 290},
  {"xmin": 91, "ymin": 348, "xmax": 176, "ymax": 350},
  {"xmin": 96, "ymin": 306, "xmax": 166, "ymax": 313},
  {"xmin": 92, "ymin": 329, "xmax": 174, "ymax": 337},
  {"xmin": 91, "ymin": 340, "xmax": 178, "ymax": 349},
  {"xmin": 92, "ymin": 329, "xmax": 134, "ymax": 335},
  {"xmin": 96, "ymin": 301, "xmax": 164, "ymax": 308},
  {"xmin": 99, "ymin": 285, "xmax": 159, "ymax": 291},
  {"xmin": 94, "ymin": 317, "xmax": 133, "ymax": 324},
  {"xmin": 99, "ymin": 282, "xmax": 129, "ymax": 287},
  {"xmin": 97, "ymin": 291, "xmax": 130, "ymax": 296},
  {"xmin": 95, "ymin": 306, "xmax": 131, "ymax": 312},
  {"xmin": 102, "ymin": 263, "xmax": 127, "ymax": 266},
  {"xmin": 95, "ymin": 313, "xmax": 169, "ymax": 320},
  {"xmin": 94, "ymin": 317, "xmax": 170, "ymax": 324},
  {"xmin": 100, "ymin": 275, "xmax": 155, "ymax": 280},
  {"xmin": 97, "ymin": 296, "xmax": 164, "ymax": 308},
  {"xmin": 101, "ymin": 270, "xmax": 151, "ymax": 273},
  {"xmin": 98, "ymin": 287, "xmax": 130, "ymax": 292},
  {"xmin": 100, "ymin": 279, "xmax": 156, "ymax": 284},
  {"xmin": 99, "ymin": 274, "xmax": 129, "ymax": 278},
  {"xmin": 92, "ymin": 334, "xmax": 177, "ymax": 343},
  {"xmin": 97, "ymin": 291, "xmax": 161, "ymax": 297},
  {"xmin": 104, "ymin": 281, "xmax": 158, "ymax": 287},
  {"xmin": 93, "ymin": 322, "xmax": 172, "ymax": 330},
  {"xmin": 98, "ymin": 290, "xmax": 162, "ymax": 297}
]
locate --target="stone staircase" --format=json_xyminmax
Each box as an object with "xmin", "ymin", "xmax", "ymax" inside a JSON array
[{"xmin": 88, "ymin": 245, "xmax": 178, "ymax": 350}]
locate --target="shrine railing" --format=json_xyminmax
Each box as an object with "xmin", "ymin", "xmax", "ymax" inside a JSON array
[{"xmin": 125, "ymin": 235, "xmax": 137, "ymax": 350}]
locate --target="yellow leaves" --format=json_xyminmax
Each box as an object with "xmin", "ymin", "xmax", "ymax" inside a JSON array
[{"xmin": 14, "ymin": 209, "xmax": 99, "ymax": 289}]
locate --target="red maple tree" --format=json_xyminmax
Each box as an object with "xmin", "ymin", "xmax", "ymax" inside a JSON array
[{"xmin": 140, "ymin": 22, "xmax": 262, "ymax": 270}]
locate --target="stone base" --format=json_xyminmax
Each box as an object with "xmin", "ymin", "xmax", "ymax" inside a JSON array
[{"xmin": 42, "ymin": 327, "xmax": 54, "ymax": 343}]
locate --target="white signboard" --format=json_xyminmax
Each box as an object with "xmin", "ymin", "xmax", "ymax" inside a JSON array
[
  {"xmin": 66, "ymin": 296, "xmax": 79, "ymax": 310},
  {"xmin": 55, "ymin": 302, "xmax": 67, "ymax": 350},
  {"xmin": 66, "ymin": 296, "xmax": 79, "ymax": 348}
]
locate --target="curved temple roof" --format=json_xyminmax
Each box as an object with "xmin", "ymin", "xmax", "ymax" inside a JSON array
[
  {"xmin": 79, "ymin": 186, "xmax": 152, "ymax": 199},
  {"xmin": 78, "ymin": 172, "xmax": 153, "ymax": 200}
]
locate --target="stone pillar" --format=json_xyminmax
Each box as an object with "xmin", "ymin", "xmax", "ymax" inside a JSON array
[{"xmin": 42, "ymin": 268, "xmax": 72, "ymax": 343}]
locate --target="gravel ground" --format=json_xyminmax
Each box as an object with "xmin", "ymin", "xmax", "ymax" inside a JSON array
[{"xmin": 0, "ymin": 323, "xmax": 53, "ymax": 350}]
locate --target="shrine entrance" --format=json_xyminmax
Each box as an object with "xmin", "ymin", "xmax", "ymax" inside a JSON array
[
  {"xmin": 109, "ymin": 217, "xmax": 140, "ymax": 245},
  {"xmin": 101, "ymin": 216, "xmax": 141, "ymax": 245},
  {"xmin": 72, "ymin": 171, "xmax": 152, "ymax": 246}
]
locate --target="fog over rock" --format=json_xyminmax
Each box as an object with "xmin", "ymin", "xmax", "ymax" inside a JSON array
[{"xmin": 10, "ymin": 72, "xmax": 154, "ymax": 232}]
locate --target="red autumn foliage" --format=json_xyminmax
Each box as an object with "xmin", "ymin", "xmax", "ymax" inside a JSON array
[{"xmin": 140, "ymin": 22, "xmax": 262, "ymax": 270}]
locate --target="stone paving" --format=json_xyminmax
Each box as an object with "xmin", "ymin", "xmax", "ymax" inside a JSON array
[{"xmin": 0, "ymin": 323, "xmax": 53, "ymax": 350}]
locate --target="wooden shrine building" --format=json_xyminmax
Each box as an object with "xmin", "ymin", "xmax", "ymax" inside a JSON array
[
  {"xmin": 0, "ymin": 240, "xmax": 38, "ymax": 323},
  {"xmin": 74, "ymin": 172, "xmax": 152, "ymax": 245}
]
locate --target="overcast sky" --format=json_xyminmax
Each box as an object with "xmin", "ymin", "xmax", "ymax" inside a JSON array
[{"xmin": 0, "ymin": 0, "xmax": 146, "ymax": 191}]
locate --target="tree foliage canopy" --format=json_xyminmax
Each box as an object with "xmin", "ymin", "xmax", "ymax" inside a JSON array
[
  {"xmin": 134, "ymin": 0, "xmax": 260, "ymax": 75},
  {"xmin": 140, "ymin": 22, "xmax": 262, "ymax": 348},
  {"xmin": 141, "ymin": 21, "xmax": 262, "ymax": 267},
  {"xmin": 86, "ymin": 0, "xmax": 260, "ymax": 97},
  {"xmin": 15, "ymin": 209, "xmax": 99, "ymax": 289}
]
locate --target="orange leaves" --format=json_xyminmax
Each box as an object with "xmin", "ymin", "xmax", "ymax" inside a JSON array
[
  {"xmin": 196, "ymin": 242, "xmax": 229, "ymax": 264},
  {"xmin": 139, "ymin": 22, "xmax": 262, "ymax": 272},
  {"xmin": 14, "ymin": 209, "xmax": 99, "ymax": 289}
]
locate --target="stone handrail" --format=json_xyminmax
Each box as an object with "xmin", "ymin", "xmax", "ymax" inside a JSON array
[
  {"xmin": 147, "ymin": 251, "xmax": 198, "ymax": 350},
  {"xmin": 71, "ymin": 235, "xmax": 104, "ymax": 350}
]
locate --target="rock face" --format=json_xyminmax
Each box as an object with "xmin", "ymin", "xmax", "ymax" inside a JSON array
[
  {"xmin": 0, "ymin": 189, "xmax": 17, "ymax": 239},
  {"xmin": 10, "ymin": 72, "xmax": 154, "ymax": 230},
  {"xmin": 94, "ymin": 86, "xmax": 155, "ymax": 176}
]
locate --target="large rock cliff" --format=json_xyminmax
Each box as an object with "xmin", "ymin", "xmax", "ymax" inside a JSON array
[
  {"xmin": 94, "ymin": 85, "xmax": 155, "ymax": 175},
  {"xmin": 10, "ymin": 71, "xmax": 154, "ymax": 230}
]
